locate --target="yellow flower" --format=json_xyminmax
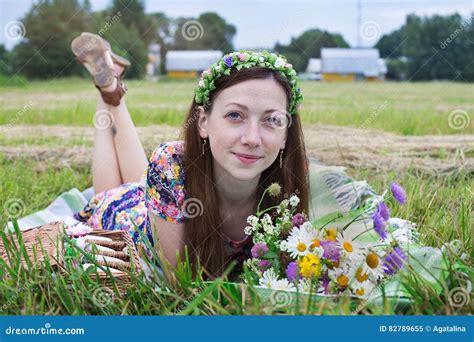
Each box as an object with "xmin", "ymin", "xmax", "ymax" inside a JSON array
[
  {"xmin": 325, "ymin": 227, "xmax": 338, "ymax": 242},
  {"xmin": 298, "ymin": 253, "xmax": 321, "ymax": 278},
  {"xmin": 355, "ymin": 267, "xmax": 369, "ymax": 282}
]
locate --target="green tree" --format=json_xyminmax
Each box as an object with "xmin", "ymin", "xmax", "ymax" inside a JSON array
[
  {"xmin": 10, "ymin": 0, "xmax": 92, "ymax": 79},
  {"xmin": 274, "ymin": 29, "xmax": 349, "ymax": 72},
  {"xmin": 173, "ymin": 12, "xmax": 236, "ymax": 53},
  {"xmin": 376, "ymin": 13, "xmax": 474, "ymax": 81}
]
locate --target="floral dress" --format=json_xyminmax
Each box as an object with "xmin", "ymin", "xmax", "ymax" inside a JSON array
[{"xmin": 74, "ymin": 140, "xmax": 252, "ymax": 268}]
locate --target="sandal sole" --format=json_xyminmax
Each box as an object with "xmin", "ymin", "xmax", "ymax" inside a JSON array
[{"xmin": 71, "ymin": 34, "xmax": 115, "ymax": 88}]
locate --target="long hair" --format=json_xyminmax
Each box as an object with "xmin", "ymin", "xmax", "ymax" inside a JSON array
[{"xmin": 181, "ymin": 67, "xmax": 309, "ymax": 278}]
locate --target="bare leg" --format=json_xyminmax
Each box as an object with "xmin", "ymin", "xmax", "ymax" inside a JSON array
[
  {"xmin": 108, "ymin": 98, "xmax": 148, "ymax": 184},
  {"xmin": 92, "ymin": 97, "xmax": 123, "ymax": 194}
]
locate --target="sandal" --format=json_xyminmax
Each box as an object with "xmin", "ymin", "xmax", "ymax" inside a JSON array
[
  {"xmin": 71, "ymin": 32, "xmax": 129, "ymax": 106},
  {"xmin": 95, "ymin": 76, "xmax": 128, "ymax": 107},
  {"xmin": 80, "ymin": 32, "xmax": 130, "ymax": 78},
  {"xmin": 71, "ymin": 33, "xmax": 115, "ymax": 88}
]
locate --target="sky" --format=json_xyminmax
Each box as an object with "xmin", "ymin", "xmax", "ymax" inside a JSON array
[{"xmin": 0, "ymin": 0, "xmax": 473, "ymax": 50}]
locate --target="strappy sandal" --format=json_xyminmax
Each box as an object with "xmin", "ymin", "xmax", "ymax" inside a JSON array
[
  {"xmin": 71, "ymin": 32, "xmax": 130, "ymax": 106},
  {"xmin": 80, "ymin": 32, "xmax": 130, "ymax": 78},
  {"xmin": 95, "ymin": 76, "xmax": 128, "ymax": 107}
]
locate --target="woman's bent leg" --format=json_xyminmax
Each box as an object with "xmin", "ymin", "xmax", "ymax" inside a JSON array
[
  {"xmin": 92, "ymin": 97, "xmax": 123, "ymax": 194},
  {"xmin": 108, "ymin": 98, "xmax": 148, "ymax": 184}
]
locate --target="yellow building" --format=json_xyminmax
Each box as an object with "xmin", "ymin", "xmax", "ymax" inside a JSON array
[
  {"xmin": 320, "ymin": 48, "xmax": 386, "ymax": 81},
  {"xmin": 165, "ymin": 50, "xmax": 223, "ymax": 79}
]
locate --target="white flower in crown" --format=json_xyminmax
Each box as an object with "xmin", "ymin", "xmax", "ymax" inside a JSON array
[
  {"xmin": 198, "ymin": 79, "xmax": 205, "ymax": 88},
  {"xmin": 274, "ymin": 57, "xmax": 285, "ymax": 68}
]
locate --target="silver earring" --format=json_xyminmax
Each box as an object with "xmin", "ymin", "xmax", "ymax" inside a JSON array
[
  {"xmin": 202, "ymin": 138, "xmax": 207, "ymax": 155},
  {"xmin": 279, "ymin": 148, "xmax": 284, "ymax": 168}
]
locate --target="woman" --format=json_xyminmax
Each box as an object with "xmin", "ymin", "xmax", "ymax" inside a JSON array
[{"xmin": 71, "ymin": 33, "xmax": 309, "ymax": 279}]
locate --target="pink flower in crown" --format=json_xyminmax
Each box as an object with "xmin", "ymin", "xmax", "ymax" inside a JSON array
[
  {"xmin": 238, "ymin": 53, "xmax": 248, "ymax": 62},
  {"xmin": 284, "ymin": 63, "xmax": 293, "ymax": 68}
]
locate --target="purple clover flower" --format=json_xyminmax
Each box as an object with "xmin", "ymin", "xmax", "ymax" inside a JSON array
[
  {"xmin": 391, "ymin": 182, "xmax": 407, "ymax": 204},
  {"xmin": 286, "ymin": 261, "xmax": 299, "ymax": 282},
  {"xmin": 372, "ymin": 211, "xmax": 388, "ymax": 240},
  {"xmin": 377, "ymin": 202, "xmax": 390, "ymax": 221},
  {"xmin": 383, "ymin": 247, "xmax": 408, "ymax": 275},
  {"xmin": 291, "ymin": 213, "xmax": 306, "ymax": 228},
  {"xmin": 258, "ymin": 260, "xmax": 272, "ymax": 272},
  {"xmin": 320, "ymin": 240, "xmax": 340, "ymax": 262},
  {"xmin": 224, "ymin": 55, "xmax": 233, "ymax": 68},
  {"xmin": 321, "ymin": 271, "xmax": 330, "ymax": 294},
  {"xmin": 251, "ymin": 243, "xmax": 268, "ymax": 258}
]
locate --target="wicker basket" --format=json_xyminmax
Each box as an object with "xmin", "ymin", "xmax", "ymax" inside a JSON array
[
  {"xmin": 65, "ymin": 229, "xmax": 142, "ymax": 292},
  {"xmin": 1, "ymin": 221, "xmax": 142, "ymax": 294},
  {"xmin": 0, "ymin": 221, "xmax": 64, "ymax": 269}
]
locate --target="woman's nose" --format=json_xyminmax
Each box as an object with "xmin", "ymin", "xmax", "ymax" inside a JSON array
[{"xmin": 241, "ymin": 121, "xmax": 262, "ymax": 147}]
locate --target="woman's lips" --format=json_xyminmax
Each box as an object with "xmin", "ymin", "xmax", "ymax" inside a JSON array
[{"xmin": 232, "ymin": 152, "xmax": 263, "ymax": 164}]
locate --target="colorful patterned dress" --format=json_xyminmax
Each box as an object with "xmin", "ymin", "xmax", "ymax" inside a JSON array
[{"xmin": 74, "ymin": 140, "xmax": 252, "ymax": 269}]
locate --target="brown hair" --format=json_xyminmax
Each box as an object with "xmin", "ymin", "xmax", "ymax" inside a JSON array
[{"xmin": 181, "ymin": 67, "xmax": 309, "ymax": 278}]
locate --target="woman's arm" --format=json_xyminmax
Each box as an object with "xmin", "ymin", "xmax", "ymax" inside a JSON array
[{"xmin": 148, "ymin": 211, "xmax": 186, "ymax": 268}]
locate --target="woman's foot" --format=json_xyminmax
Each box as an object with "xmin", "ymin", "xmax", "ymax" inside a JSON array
[{"xmin": 71, "ymin": 32, "xmax": 130, "ymax": 106}]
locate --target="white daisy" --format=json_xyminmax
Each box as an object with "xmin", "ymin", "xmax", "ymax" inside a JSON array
[
  {"xmin": 361, "ymin": 250, "xmax": 385, "ymax": 281},
  {"xmin": 328, "ymin": 265, "xmax": 355, "ymax": 289},
  {"xmin": 286, "ymin": 226, "xmax": 313, "ymax": 258},
  {"xmin": 269, "ymin": 278, "xmax": 296, "ymax": 292},
  {"xmin": 350, "ymin": 280, "xmax": 375, "ymax": 300},
  {"xmin": 336, "ymin": 235, "xmax": 364, "ymax": 263},
  {"xmin": 259, "ymin": 268, "xmax": 279, "ymax": 288}
]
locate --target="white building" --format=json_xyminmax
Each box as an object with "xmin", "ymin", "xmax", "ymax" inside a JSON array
[
  {"xmin": 165, "ymin": 50, "xmax": 223, "ymax": 78},
  {"xmin": 321, "ymin": 48, "xmax": 385, "ymax": 81}
]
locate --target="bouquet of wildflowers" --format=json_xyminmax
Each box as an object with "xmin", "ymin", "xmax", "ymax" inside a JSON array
[{"xmin": 242, "ymin": 182, "xmax": 411, "ymax": 300}]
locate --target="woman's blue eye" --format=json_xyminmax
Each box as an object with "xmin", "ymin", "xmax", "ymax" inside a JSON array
[
  {"xmin": 227, "ymin": 111, "xmax": 242, "ymax": 120},
  {"xmin": 265, "ymin": 115, "xmax": 284, "ymax": 127}
]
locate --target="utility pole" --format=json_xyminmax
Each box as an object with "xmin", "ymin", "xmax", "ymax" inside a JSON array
[{"xmin": 357, "ymin": 0, "xmax": 362, "ymax": 47}]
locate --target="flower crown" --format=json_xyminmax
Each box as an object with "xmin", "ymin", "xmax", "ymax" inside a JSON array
[{"xmin": 194, "ymin": 50, "xmax": 303, "ymax": 115}]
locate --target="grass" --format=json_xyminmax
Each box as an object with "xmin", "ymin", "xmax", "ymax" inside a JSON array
[
  {"xmin": 0, "ymin": 78, "xmax": 473, "ymax": 135},
  {"xmin": 0, "ymin": 78, "xmax": 472, "ymax": 315}
]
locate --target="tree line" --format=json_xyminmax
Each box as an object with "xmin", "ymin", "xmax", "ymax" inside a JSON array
[{"xmin": 0, "ymin": 0, "xmax": 472, "ymax": 81}]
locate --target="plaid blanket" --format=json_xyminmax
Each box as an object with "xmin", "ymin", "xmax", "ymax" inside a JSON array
[{"xmin": 4, "ymin": 160, "xmax": 463, "ymax": 307}]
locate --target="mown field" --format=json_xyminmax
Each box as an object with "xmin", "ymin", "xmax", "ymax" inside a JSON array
[{"xmin": 0, "ymin": 79, "xmax": 472, "ymax": 315}]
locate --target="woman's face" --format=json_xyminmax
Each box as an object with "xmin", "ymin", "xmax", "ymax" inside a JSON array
[{"xmin": 198, "ymin": 78, "xmax": 289, "ymax": 182}]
